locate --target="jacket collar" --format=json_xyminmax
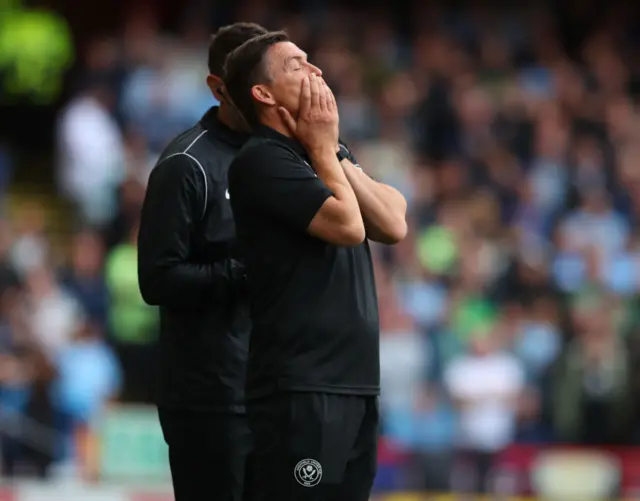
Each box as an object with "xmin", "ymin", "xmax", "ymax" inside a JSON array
[{"xmin": 199, "ymin": 106, "xmax": 247, "ymax": 148}]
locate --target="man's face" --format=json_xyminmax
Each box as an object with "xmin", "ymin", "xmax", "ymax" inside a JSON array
[{"xmin": 257, "ymin": 41, "xmax": 322, "ymax": 118}]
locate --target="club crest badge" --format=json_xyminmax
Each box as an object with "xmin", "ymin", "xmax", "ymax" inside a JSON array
[{"xmin": 294, "ymin": 458, "xmax": 323, "ymax": 487}]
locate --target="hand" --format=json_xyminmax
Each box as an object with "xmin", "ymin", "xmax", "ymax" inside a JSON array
[{"xmin": 278, "ymin": 74, "xmax": 339, "ymax": 155}]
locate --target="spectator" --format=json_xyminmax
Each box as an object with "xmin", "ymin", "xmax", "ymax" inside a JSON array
[
  {"xmin": 0, "ymin": 342, "xmax": 58, "ymax": 479},
  {"xmin": 18, "ymin": 348, "xmax": 58, "ymax": 479},
  {"xmin": 23, "ymin": 265, "xmax": 83, "ymax": 358},
  {"xmin": 526, "ymin": 111, "xmax": 569, "ymax": 228},
  {"xmin": 559, "ymin": 190, "xmax": 628, "ymax": 259},
  {"xmin": 444, "ymin": 332, "xmax": 525, "ymax": 493},
  {"xmin": 104, "ymin": 221, "xmax": 157, "ymax": 403},
  {"xmin": 514, "ymin": 296, "xmax": 562, "ymax": 380},
  {"xmin": 384, "ymin": 386, "xmax": 457, "ymax": 491},
  {"xmin": 52, "ymin": 320, "xmax": 121, "ymax": 462},
  {"xmin": 550, "ymin": 297, "xmax": 634, "ymax": 444},
  {"xmin": 61, "ymin": 231, "xmax": 109, "ymax": 332},
  {"xmin": 57, "ymin": 78, "xmax": 125, "ymax": 227},
  {"xmin": 103, "ymin": 176, "xmax": 146, "ymax": 249}
]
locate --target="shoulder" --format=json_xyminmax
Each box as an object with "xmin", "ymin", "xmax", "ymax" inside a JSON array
[
  {"xmin": 152, "ymin": 126, "xmax": 210, "ymax": 185},
  {"xmin": 155, "ymin": 125, "xmax": 209, "ymax": 167},
  {"xmin": 160, "ymin": 123, "xmax": 207, "ymax": 155},
  {"xmin": 147, "ymin": 153, "xmax": 205, "ymax": 193},
  {"xmin": 235, "ymin": 137, "xmax": 299, "ymax": 164},
  {"xmin": 230, "ymin": 138, "xmax": 303, "ymax": 178}
]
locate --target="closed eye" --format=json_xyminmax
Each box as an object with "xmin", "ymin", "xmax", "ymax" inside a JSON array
[{"xmin": 285, "ymin": 55, "xmax": 307, "ymax": 72}]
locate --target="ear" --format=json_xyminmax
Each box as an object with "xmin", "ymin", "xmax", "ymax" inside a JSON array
[
  {"xmin": 206, "ymin": 74, "xmax": 225, "ymax": 103},
  {"xmin": 251, "ymin": 84, "xmax": 276, "ymax": 106}
]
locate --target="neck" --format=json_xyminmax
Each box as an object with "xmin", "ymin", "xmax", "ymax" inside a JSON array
[
  {"xmin": 218, "ymin": 103, "xmax": 247, "ymax": 132},
  {"xmin": 259, "ymin": 109, "xmax": 294, "ymax": 139}
]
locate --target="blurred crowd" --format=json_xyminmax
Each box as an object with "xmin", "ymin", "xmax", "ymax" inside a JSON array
[{"xmin": 2, "ymin": 0, "xmax": 640, "ymax": 492}]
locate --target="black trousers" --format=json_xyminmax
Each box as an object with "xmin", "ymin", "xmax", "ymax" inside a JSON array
[
  {"xmin": 158, "ymin": 408, "xmax": 252, "ymax": 501},
  {"xmin": 245, "ymin": 392, "xmax": 379, "ymax": 501}
]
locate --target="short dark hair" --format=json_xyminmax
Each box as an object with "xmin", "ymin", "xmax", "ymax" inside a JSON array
[
  {"xmin": 223, "ymin": 31, "xmax": 290, "ymax": 128},
  {"xmin": 207, "ymin": 22, "xmax": 269, "ymax": 77}
]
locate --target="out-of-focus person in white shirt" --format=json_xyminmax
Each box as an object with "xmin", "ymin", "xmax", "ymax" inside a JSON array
[
  {"xmin": 444, "ymin": 331, "xmax": 525, "ymax": 494},
  {"xmin": 24, "ymin": 265, "xmax": 84, "ymax": 357},
  {"xmin": 57, "ymin": 79, "xmax": 125, "ymax": 227}
]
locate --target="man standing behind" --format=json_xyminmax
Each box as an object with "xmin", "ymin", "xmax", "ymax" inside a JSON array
[
  {"xmin": 136, "ymin": 23, "xmax": 268, "ymax": 501},
  {"xmin": 224, "ymin": 32, "xmax": 407, "ymax": 501}
]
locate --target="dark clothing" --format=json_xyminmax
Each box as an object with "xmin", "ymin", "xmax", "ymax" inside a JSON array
[
  {"xmin": 228, "ymin": 125, "xmax": 380, "ymax": 399},
  {"xmin": 158, "ymin": 409, "xmax": 252, "ymax": 501},
  {"xmin": 246, "ymin": 393, "xmax": 379, "ymax": 501},
  {"xmin": 137, "ymin": 107, "xmax": 250, "ymax": 412},
  {"xmin": 1, "ymin": 382, "xmax": 57, "ymax": 480},
  {"xmin": 61, "ymin": 272, "xmax": 109, "ymax": 331},
  {"xmin": 0, "ymin": 261, "xmax": 19, "ymax": 295}
]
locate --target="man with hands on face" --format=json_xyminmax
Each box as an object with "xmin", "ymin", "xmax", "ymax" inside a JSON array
[{"xmin": 223, "ymin": 31, "xmax": 407, "ymax": 501}]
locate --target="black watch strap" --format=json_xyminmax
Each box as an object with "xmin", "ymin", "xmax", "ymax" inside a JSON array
[{"xmin": 336, "ymin": 144, "xmax": 349, "ymax": 162}]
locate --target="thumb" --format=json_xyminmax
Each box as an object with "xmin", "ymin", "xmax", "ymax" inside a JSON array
[{"xmin": 278, "ymin": 107, "xmax": 297, "ymax": 134}]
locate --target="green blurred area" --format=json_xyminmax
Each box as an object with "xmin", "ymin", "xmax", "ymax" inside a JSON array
[{"xmin": 0, "ymin": 0, "xmax": 74, "ymax": 105}]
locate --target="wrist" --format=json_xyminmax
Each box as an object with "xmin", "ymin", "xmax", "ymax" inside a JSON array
[{"xmin": 308, "ymin": 144, "xmax": 339, "ymax": 161}]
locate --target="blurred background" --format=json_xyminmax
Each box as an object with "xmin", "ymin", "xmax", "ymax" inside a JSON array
[{"xmin": 2, "ymin": 0, "xmax": 640, "ymax": 499}]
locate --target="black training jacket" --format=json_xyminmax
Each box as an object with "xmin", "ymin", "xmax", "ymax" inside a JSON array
[{"xmin": 137, "ymin": 107, "xmax": 249, "ymax": 412}]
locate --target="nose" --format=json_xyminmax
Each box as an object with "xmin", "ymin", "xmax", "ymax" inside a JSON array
[{"xmin": 308, "ymin": 63, "xmax": 322, "ymax": 77}]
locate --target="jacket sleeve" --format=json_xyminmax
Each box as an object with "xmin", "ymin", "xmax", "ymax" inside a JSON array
[{"xmin": 137, "ymin": 154, "xmax": 244, "ymax": 309}]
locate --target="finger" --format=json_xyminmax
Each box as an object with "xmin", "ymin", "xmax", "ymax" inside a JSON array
[
  {"xmin": 321, "ymin": 78, "xmax": 335, "ymax": 112},
  {"xmin": 309, "ymin": 73, "xmax": 320, "ymax": 111},
  {"xmin": 278, "ymin": 107, "xmax": 297, "ymax": 134},
  {"xmin": 318, "ymin": 78, "xmax": 329, "ymax": 112},
  {"xmin": 299, "ymin": 76, "xmax": 311, "ymax": 115},
  {"xmin": 325, "ymin": 81, "xmax": 338, "ymax": 113}
]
